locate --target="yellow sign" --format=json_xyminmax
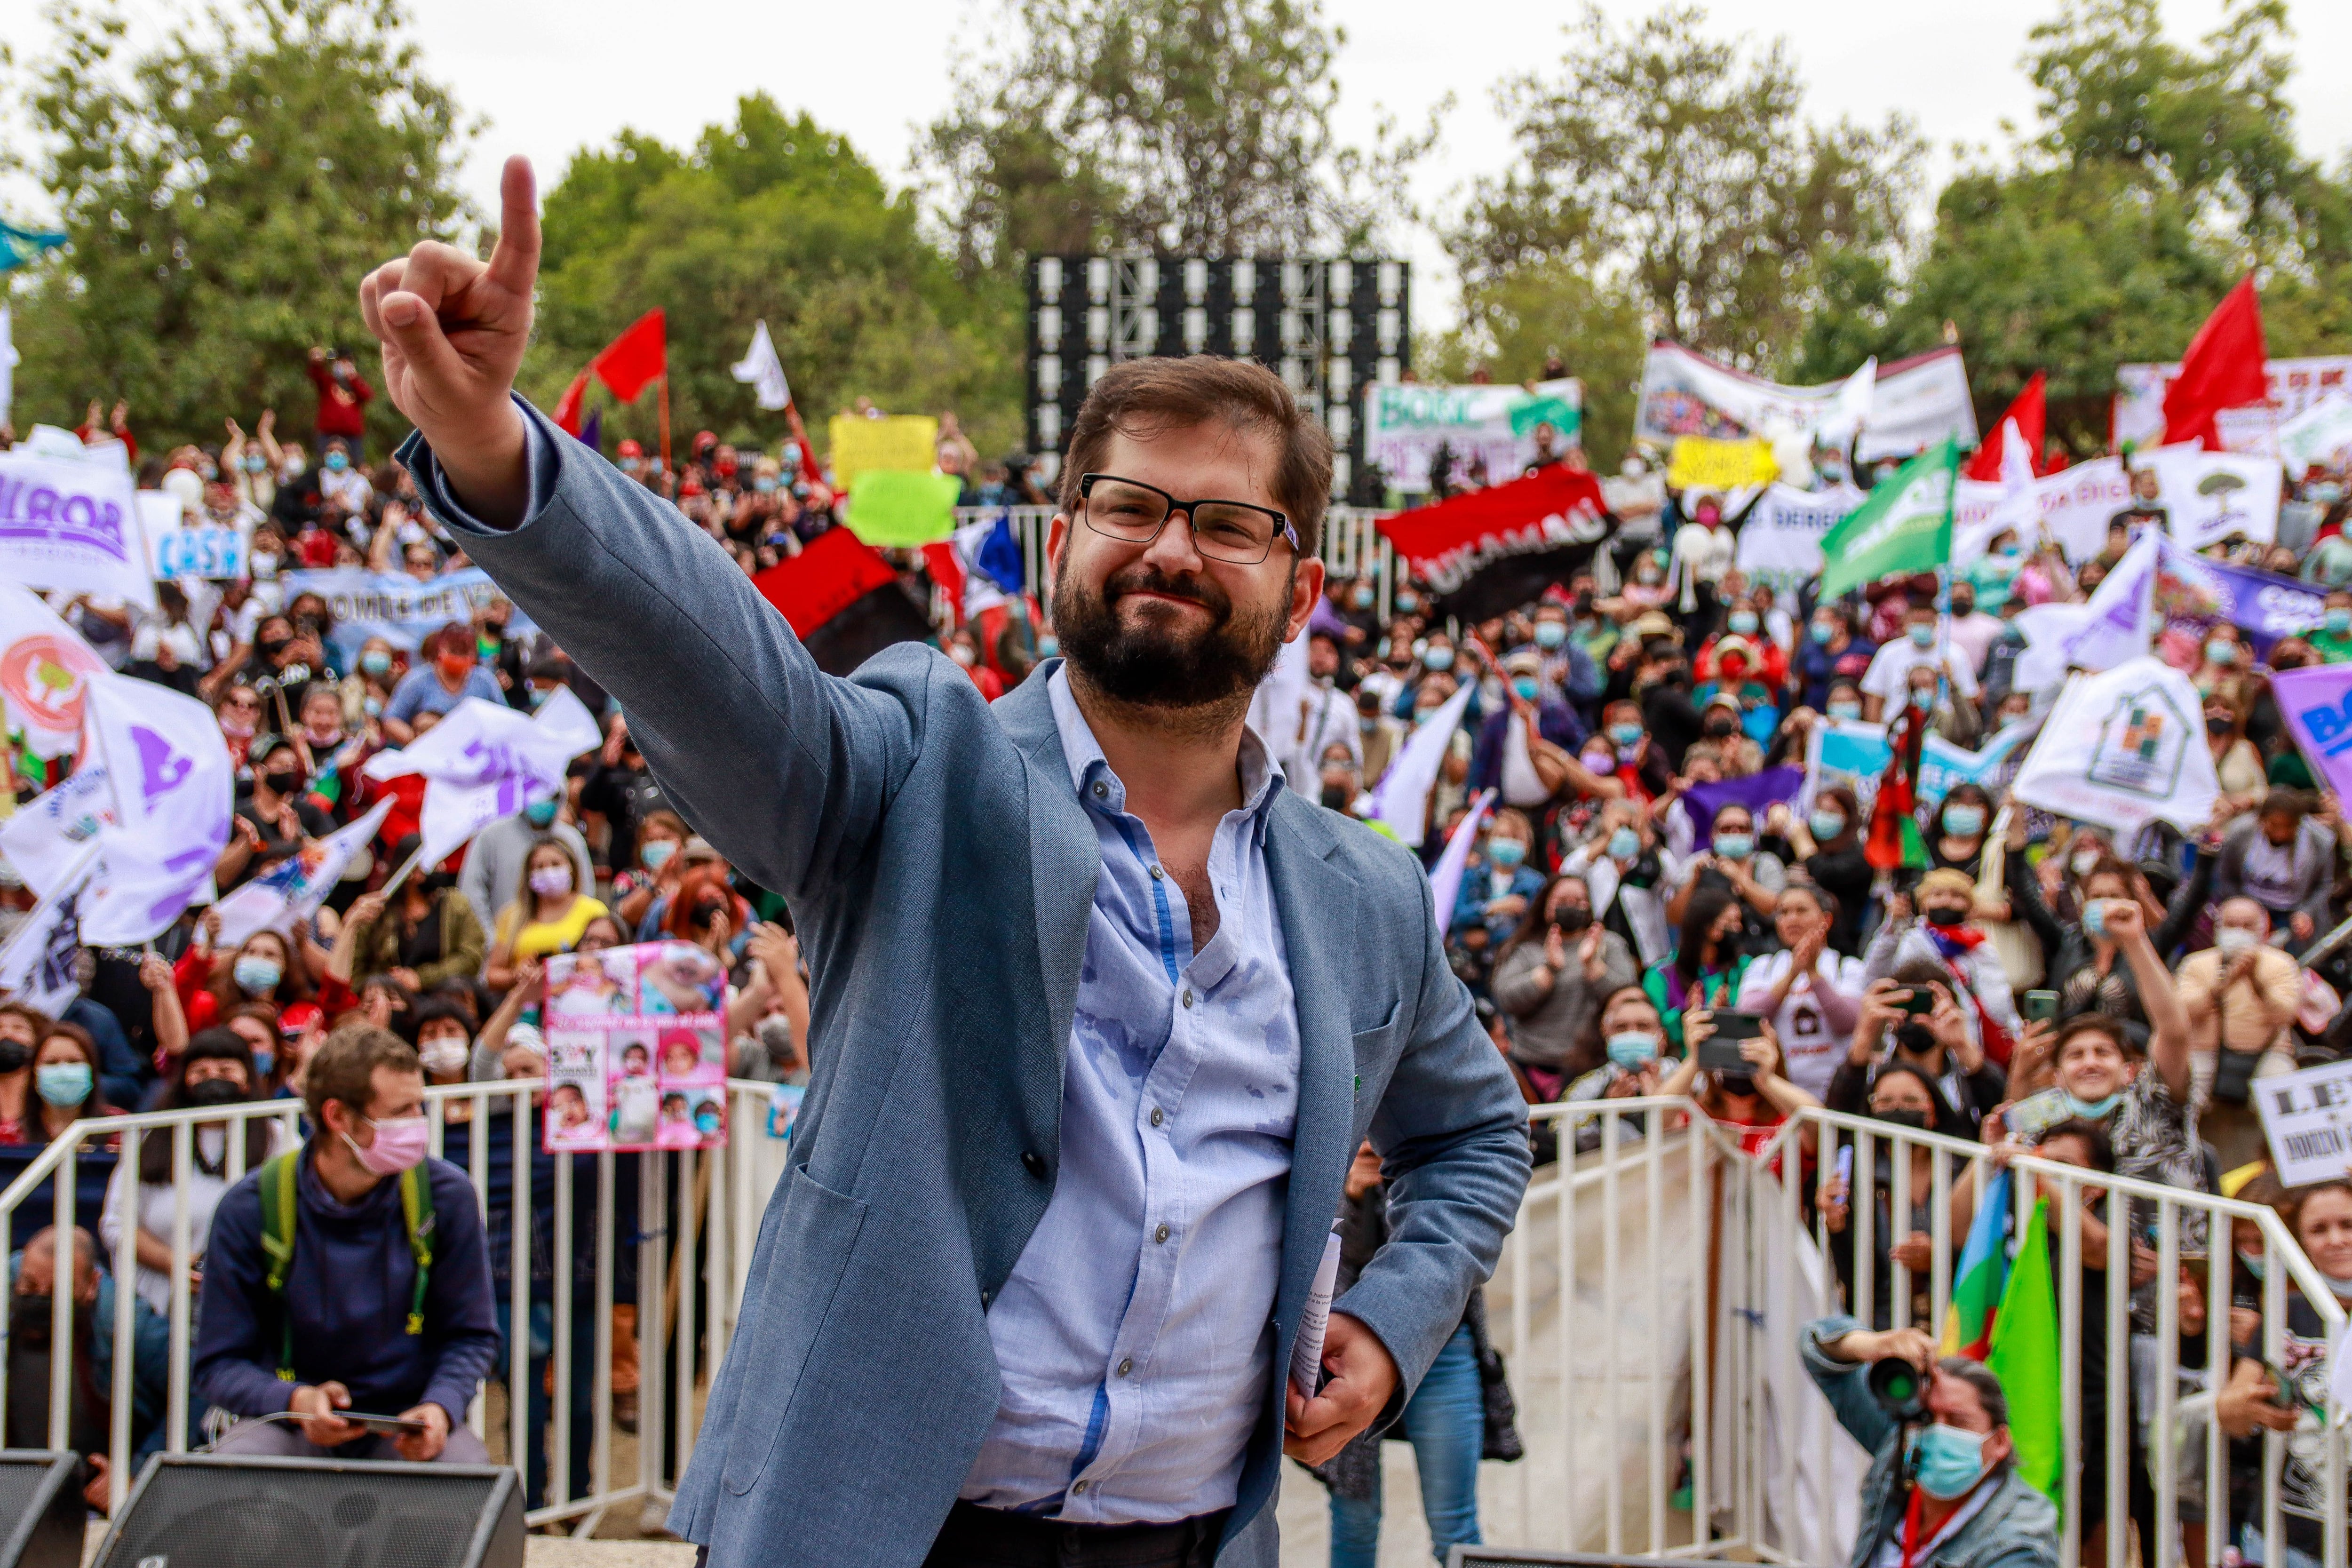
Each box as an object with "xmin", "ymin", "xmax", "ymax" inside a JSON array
[
  {"xmin": 1666, "ymin": 436, "xmax": 1779, "ymax": 492},
  {"xmin": 828, "ymin": 415, "xmax": 939, "ymax": 489}
]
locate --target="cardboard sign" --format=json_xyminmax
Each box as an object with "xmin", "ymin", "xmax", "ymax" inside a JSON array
[{"xmin": 2257, "ymin": 1059, "xmax": 2352, "ymax": 1188}]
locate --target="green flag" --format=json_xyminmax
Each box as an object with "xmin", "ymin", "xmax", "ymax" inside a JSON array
[
  {"xmin": 843, "ymin": 469, "xmax": 961, "ymax": 548},
  {"xmin": 1985, "ymin": 1195, "xmax": 2064, "ymax": 1507},
  {"xmin": 1816, "ymin": 438, "xmax": 1959, "ymax": 599}
]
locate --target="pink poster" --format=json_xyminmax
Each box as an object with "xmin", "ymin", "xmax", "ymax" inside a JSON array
[{"xmin": 542, "ymin": 941, "xmax": 728, "ymax": 1153}]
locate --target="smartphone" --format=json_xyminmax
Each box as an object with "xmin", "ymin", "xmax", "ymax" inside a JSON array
[
  {"xmin": 1708, "ymin": 1009, "xmax": 1765, "ymax": 1041},
  {"xmin": 1896, "ymin": 988, "xmax": 1938, "ymax": 1016},
  {"xmin": 342, "ymin": 1412, "xmax": 431, "ymax": 1436},
  {"xmin": 1698, "ymin": 1010, "xmax": 1763, "ymax": 1071},
  {"xmin": 2024, "ymin": 990, "xmax": 2059, "ymax": 1023}
]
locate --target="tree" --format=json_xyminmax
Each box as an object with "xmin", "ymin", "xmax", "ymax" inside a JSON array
[
  {"xmin": 6, "ymin": 0, "xmax": 472, "ymax": 449},
  {"xmin": 1422, "ymin": 266, "xmax": 1649, "ymax": 469},
  {"xmin": 1454, "ymin": 4, "xmax": 1923, "ymax": 371},
  {"xmin": 922, "ymin": 0, "xmax": 1421, "ymax": 270},
  {"xmin": 531, "ymin": 95, "xmax": 1025, "ymax": 460}
]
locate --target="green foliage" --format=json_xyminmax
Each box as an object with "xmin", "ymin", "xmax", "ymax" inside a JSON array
[
  {"xmin": 922, "ymin": 0, "xmax": 1423, "ymax": 270},
  {"xmin": 1454, "ymin": 3, "xmax": 1922, "ymax": 371},
  {"xmin": 7, "ymin": 0, "xmax": 472, "ymax": 449},
  {"xmin": 1422, "ymin": 265, "xmax": 1649, "ymax": 469},
  {"xmin": 531, "ymin": 94, "xmax": 1024, "ymax": 461}
]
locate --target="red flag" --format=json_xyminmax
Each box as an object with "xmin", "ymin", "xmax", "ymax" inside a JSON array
[
  {"xmin": 2161, "ymin": 277, "xmax": 2268, "ymax": 450},
  {"xmin": 752, "ymin": 526, "xmax": 899, "ymax": 638},
  {"xmin": 592, "ymin": 309, "xmax": 668, "ymax": 403},
  {"xmin": 1865, "ymin": 706, "xmax": 1927, "ymax": 871},
  {"xmin": 1964, "ymin": 372, "xmax": 2046, "ymax": 481},
  {"xmin": 550, "ymin": 371, "xmax": 591, "ymax": 437}
]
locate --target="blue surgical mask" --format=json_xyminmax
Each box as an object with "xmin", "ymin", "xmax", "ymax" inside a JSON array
[
  {"xmin": 1608, "ymin": 722, "xmax": 1643, "ymax": 748},
  {"xmin": 2328, "ymin": 610, "xmax": 2352, "ymax": 636},
  {"xmin": 1353, "ymin": 587, "xmax": 1375, "ymax": 609},
  {"xmin": 1809, "ymin": 808, "xmax": 1846, "ymax": 841},
  {"xmin": 323, "ymin": 451, "xmax": 349, "ymax": 473},
  {"xmin": 34, "ymin": 1063, "xmax": 91, "ymax": 1110},
  {"xmin": 1511, "ymin": 677, "xmax": 1540, "ymax": 702},
  {"xmin": 524, "ymin": 796, "xmax": 559, "ymax": 828},
  {"xmin": 2065, "ymin": 1090, "xmax": 2122, "ymax": 1120},
  {"xmin": 1714, "ymin": 833, "xmax": 1754, "ymax": 860},
  {"xmin": 360, "ymin": 649, "xmax": 392, "ymax": 676},
  {"xmin": 1908, "ymin": 624, "xmax": 1935, "ymax": 649},
  {"xmin": 251, "ymin": 1047, "xmax": 276, "ymax": 1080},
  {"xmin": 2311, "ymin": 483, "xmax": 2344, "ymax": 507},
  {"xmin": 1396, "ymin": 592, "xmax": 1420, "ymax": 613},
  {"xmin": 754, "ymin": 476, "xmax": 780, "ymax": 493},
  {"xmin": 1607, "ymin": 827, "xmax": 1639, "ymax": 861},
  {"xmin": 642, "ymin": 840, "xmax": 677, "ymax": 871},
  {"xmin": 1810, "ymin": 621, "xmax": 1835, "ymax": 645},
  {"xmin": 2082, "ymin": 901, "xmax": 2107, "ymax": 940},
  {"xmin": 2206, "ymin": 639, "xmax": 2236, "ymax": 666},
  {"xmin": 1942, "ymin": 805, "xmax": 1986, "ymax": 838},
  {"xmin": 1038, "ymin": 637, "xmax": 1059, "ymax": 658},
  {"xmin": 1606, "ymin": 1032, "xmax": 1659, "ymax": 1071},
  {"xmin": 233, "ymin": 956, "xmax": 282, "ymax": 995},
  {"xmin": 1423, "ymin": 647, "xmax": 1454, "ymax": 672},
  {"xmin": 1906, "ymin": 1423, "xmax": 1988, "ymax": 1500},
  {"xmin": 1827, "ymin": 699, "xmax": 1862, "ymax": 721},
  {"xmin": 2239, "ymin": 1250, "xmax": 2267, "ymax": 1281},
  {"xmin": 1487, "ymin": 839, "xmax": 1526, "ymax": 869},
  {"xmin": 1414, "ymin": 704, "xmax": 1446, "ymax": 728},
  {"xmin": 1728, "ymin": 611, "xmax": 1759, "ymax": 635},
  {"xmin": 1533, "ymin": 622, "xmax": 1568, "ymax": 649}
]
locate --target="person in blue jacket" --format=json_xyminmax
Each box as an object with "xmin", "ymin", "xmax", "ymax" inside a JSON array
[{"xmin": 193, "ymin": 1022, "xmax": 498, "ymax": 1462}]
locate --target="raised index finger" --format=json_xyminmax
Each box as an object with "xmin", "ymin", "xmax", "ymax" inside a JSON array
[{"xmin": 485, "ymin": 154, "xmax": 541, "ymax": 295}]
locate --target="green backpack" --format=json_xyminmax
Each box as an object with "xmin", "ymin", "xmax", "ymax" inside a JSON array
[{"xmin": 254, "ymin": 1151, "xmax": 435, "ymax": 1381}]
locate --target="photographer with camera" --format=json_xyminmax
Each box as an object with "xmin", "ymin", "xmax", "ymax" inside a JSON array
[{"xmin": 1800, "ymin": 1320, "xmax": 2058, "ymax": 1568}]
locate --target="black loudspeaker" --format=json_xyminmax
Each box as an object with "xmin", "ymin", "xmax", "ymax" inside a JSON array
[
  {"xmin": 1449, "ymin": 1554, "xmax": 1680, "ymax": 1568},
  {"xmin": 91, "ymin": 1454, "xmax": 524, "ymax": 1568},
  {"xmin": 0, "ymin": 1451, "xmax": 83, "ymax": 1568}
]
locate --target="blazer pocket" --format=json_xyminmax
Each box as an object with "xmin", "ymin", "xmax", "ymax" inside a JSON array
[
  {"xmin": 720, "ymin": 1163, "xmax": 868, "ymax": 1496},
  {"xmin": 1349, "ymin": 995, "xmax": 1403, "ymax": 1042}
]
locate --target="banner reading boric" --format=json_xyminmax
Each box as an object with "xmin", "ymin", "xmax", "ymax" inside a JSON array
[{"xmin": 542, "ymin": 941, "xmax": 731, "ymax": 1153}]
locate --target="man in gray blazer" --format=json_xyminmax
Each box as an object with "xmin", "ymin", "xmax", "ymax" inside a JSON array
[{"xmin": 358, "ymin": 157, "xmax": 1530, "ymax": 1568}]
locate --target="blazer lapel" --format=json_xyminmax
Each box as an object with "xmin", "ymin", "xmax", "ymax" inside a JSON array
[{"xmin": 992, "ymin": 670, "xmax": 1098, "ymax": 1131}]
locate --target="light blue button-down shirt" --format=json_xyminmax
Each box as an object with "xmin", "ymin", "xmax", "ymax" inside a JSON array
[{"xmin": 959, "ymin": 669, "xmax": 1302, "ymax": 1523}]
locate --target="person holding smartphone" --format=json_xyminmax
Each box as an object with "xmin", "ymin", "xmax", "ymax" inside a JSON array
[{"xmin": 1660, "ymin": 1003, "xmax": 1820, "ymax": 1170}]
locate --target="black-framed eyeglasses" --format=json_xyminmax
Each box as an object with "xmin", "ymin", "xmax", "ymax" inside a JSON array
[{"xmin": 1077, "ymin": 473, "xmax": 1300, "ymax": 565}]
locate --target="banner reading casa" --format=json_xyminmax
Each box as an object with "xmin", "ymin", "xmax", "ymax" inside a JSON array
[
  {"xmin": 752, "ymin": 527, "xmax": 933, "ymax": 677},
  {"xmin": 1375, "ymin": 464, "xmax": 1612, "ymax": 625}
]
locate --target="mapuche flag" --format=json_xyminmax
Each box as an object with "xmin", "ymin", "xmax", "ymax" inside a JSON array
[
  {"xmin": 1375, "ymin": 464, "xmax": 1611, "ymax": 625},
  {"xmin": 753, "ymin": 526, "xmax": 933, "ymax": 677},
  {"xmin": 1817, "ymin": 439, "xmax": 1958, "ymax": 601}
]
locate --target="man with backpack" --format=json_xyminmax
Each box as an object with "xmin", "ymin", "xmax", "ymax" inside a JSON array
[{"xmin": 192, "ymin": 1022, "xmax": 498, "ymax": 1462}]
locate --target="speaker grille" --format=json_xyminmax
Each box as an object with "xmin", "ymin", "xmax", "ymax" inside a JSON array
[
  {"xmin": 101, "ymin": 1461, "xmax": 512, "ymax": 1568},
  {"xmin": 0, "ymin": 1457, "xmax": 52, "ymax": 1537}
]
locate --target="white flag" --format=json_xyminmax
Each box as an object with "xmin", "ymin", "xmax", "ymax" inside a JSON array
[
  {"xmin": 731, "ymin": 320, "xmax": 792, "ymax": 413},
  {"xmin": 0, "ymin": 848, "xmax": 96, "ymax": 1017},
  {"xmin": 363, "ymin": 688, "xmax": 602, "ymax": 865},
  {"xmin": 2010, "ymin": 656, "xmax": 2220, "ymax": 835},
  {"xmin": 1368, "ymin": 680, "xmax": 1476, "ymax": 850},
  {"xmin": 0, "ymin": 764, "xmax": 116, "ymax": 898},
  {"xmin": 74, "ymin": 672, "xmax": 237, "ymax": 944},
  {"xmin": 1426, "ymin": 789, "xmax": 1496, "ymax": 937},
  {"xmin": 211, "ymin": 797, "xmax": 395, "ymax": 949},
  {"xmin": 2059, "ymin": 527, "xmax": 2160, "ymax": 673},
  {"xmin": 0, "ymin": 581, "xmax": 108, "ymax": 759}
]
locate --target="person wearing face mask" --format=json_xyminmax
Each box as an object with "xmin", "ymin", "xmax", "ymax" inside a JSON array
[
  {"xmin": 1828, "ymin": 973, "xmax": 2005, "ymax": 1141},
  {"xmin": 214, "ymin": 733, "xmax": 336, "ymax": 892},
  {"xmin": 381, "ymin": 623, "xmax": 504, "ymax": 746},
  {"xmin": 1492, "ymin": 878, "xmax": 1639, "ymax": 1101},
  {"xmin": 1528, "ymin": 600, "xmax": 1604, "ymax": 722},
  {"xmin": 2174, "ymin": 898, "xmax": 2302, "ymax": 1164},
  {"xmin": 485, "ymin": 842, "xmax": 611, "ymax": 993},
  {"xmin": 1778, "ymin": 785, "xmax": 1873, "ymax": 955},
  {"xmin": 1666, "ymin": 802, "xmax": 1785, "ymax": 946},
  {"xmin": 342, "ymin": 864, "xmax": 489, "ymax": 999},
  {"xmin": 1559, "ymin": 987, "xmax": 1673, "ymax": 1151},
  {"xmin": 1818, "ymin": 1063, "xmax": 1959, "ymax": 1329},
  {"xmin": 1697, "ymin": 598, "xmax": 1787, "ymax": 692},
  {"xmin": 1939, "ymin": 584, "xmax": 2004, "ymax": 677},
  {"xmin": 1859, "ymin": 603, "xmax": 1978, "ymax": 724},
  {"xmin": 0, "ymin": 1004, "xmax": 50, "ymax": 1145},
  {"xmin": 1792, "ymin": 606, "xmax": 1877, "ymax": 715},
  {"xmin": 2306, "ymin": 589, "xmax": 2352, "ymax": 663},
  {"xmin": 316, "ymin": 438, "xmax": 373, "ymax": 513},
  {"xmin": 1864, "ymin": 870, "xmax": 2024, "ymax": 1066},
  {"xmin": 1642, "ymin": 885, "xmax": 1750, "ymax": 1051},
  {"xmin": 1449, "ymin": 809, "xmax": 1548, "ymax": 955},
  {"xmin": 1800, "ymin": 1323, "xmax": 2058, "ymax": 1568},
  {"xmin": 1667, "ymin": 492, "xmax": 1736, "ymax": 629},
  {"xmin": 1735, "ymin": 883, "xmax": 1864, "ymax": 1100},
  {"xmin": 1659, "ymin": 1003, "xmax": 1818, "ymax": 1170},
  {"xmin": 195, "ymin": 1022, "xmax": 497, "ymax": 1465},
  {"xmin": 406, "ymin": 999, "xmax": 479, "ymax": 1119},
  {"xmin": 1468, "ymin": 648, "xmax": 1586, "ymax": 801},
  {"xmin": 101, "ymin": 1029, "xmax": 282, "ymax": 1318},
  {"xmin": 23, "ymin": 1024, "xmax": 115, "ymax": 1147},
  {"xmin": 2214, "ymin": 791, "xmax": 2336, "ymax": 948},
  {"xmin": 177, "ymin": 916, "xmax": 310, "ymax": 1033}
]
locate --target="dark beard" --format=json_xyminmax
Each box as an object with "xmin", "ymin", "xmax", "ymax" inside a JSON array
[{"xmin": 1052, "ymin": 550, "xmax": 1291, "ymax": 711}]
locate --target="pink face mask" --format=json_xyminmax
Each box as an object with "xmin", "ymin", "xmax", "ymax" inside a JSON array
[{"xmin": 344, "ymin": 1114, "xmax": 430, "ymax": 1176}]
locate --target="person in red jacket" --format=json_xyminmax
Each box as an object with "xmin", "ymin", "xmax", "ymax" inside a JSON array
[{"xmin": 306, "ymin": 346, "xmax": 373, "ymax": 459}]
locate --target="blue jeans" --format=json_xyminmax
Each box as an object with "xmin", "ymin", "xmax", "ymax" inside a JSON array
[{"xmin": 1329, "ymin": 1323, "xmax": 1483, "ymax": 1568}]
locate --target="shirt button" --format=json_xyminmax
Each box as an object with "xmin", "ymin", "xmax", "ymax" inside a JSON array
[
  {"xmin": 1150, "ymin": 864, "xmax": 1164, "ymax": 881},
  {"xmin": 1181, "ymin": 988, "xmax": 1194, "ymax": 1008},
  {"xmin": 1021, "ymin": 1150, "xmax": 1047, "ymax": 1178},
  {"xmin": 1150, "ymin": 1106, "xmax": 1164, "ymax": 1127},
  {"xmin": 1155, "ymin": 1224, "xmax": 1170, "ymax": 1244},
  {"xmin": 1073, "ymin": 1480, "xmax": 1089, "ymax": 1495},
  {"xmin": 1117, "ymin": 1357, "xmax": 1133, "ymax": 1377},
  {"xmin": 1092, "ymin": 782, "xmax": 1107, "ymax": 798}
]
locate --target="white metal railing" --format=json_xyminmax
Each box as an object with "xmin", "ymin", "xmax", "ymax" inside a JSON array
[
  {"xmin": 0, "ymin": 1077, "xmax": 789, "ymax": 1532},
  {"xmin": 1491, "ymin": 1098, "xmax": 2352, "ymax": 1567}
]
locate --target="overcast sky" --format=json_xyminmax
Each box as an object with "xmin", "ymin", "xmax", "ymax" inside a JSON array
[{"xmin": 5, "ymin": 0, "xmax": 2348, "ymax": 332}]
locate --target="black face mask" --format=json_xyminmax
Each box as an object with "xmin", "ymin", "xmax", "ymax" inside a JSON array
[
  {"xmin": 262, "ymin": 771, "xmax": 302, "ymax": 795},
  {"xmin": 185, "ymin": 1078, "xmax": 245, "ymax": 1109},
  {"xmin": 1716, "ymin": 1071, "xmax": 1756, "ymax": 1098},
  {"xmin": 1711, "ymin": 928, "xmax": 1744, "ymax": 960},
  {"xmin": 9, "ymin": 1293, "xmax": 66, "ymax": 1349},
  {"xmin": 1551, "ymin": 904, "xmax": 1593, "ymax": 935},
  {"xmin": 1894, "ymin": 1022, "xmax": 1938, "ymax": 1057},
  {"xmin": 1875, "ymin": 1106, "xmax": 1933, "ymax": 1131},
  {"xmin": 0, "ymin": 1042, "xmax": 29, "ymax": 1075},
  {"xmin": 2206, "ymin": 715, "xmax": 2233, "ymax": 737},
  {"xmin": 258, "ymin": 636, "xmax": 291, "ymax": 658},
  {"xmin": 1702, "ymin": 717, "xmax": 1737, "ymax": 739},
  {"xmin": 1319, "ymin": 785, "xmax": 1352, "ymax": 812},
  {"xmin": 1924, "ymin": 905, "xmax": 1967, "ymax": 928}
]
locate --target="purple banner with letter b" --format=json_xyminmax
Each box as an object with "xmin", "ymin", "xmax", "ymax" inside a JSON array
[{"xmin": 2275, "ymin": 666, "xmax": 2352, "ymax": 798}]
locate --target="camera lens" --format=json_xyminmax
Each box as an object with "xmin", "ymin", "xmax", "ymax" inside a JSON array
[{"xmin": 1867, "ymin": 1357, "xmax": 1928, "ymax": 1423}]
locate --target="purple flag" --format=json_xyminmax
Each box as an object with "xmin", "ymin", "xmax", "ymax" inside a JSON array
[
  {"xmin": 1681, "ymin": 765, "xmax": 1805, "ymax": 851},
  {"xmin": 2275, "ymin": 666, "xmax": 2352, "ymax": 798}
]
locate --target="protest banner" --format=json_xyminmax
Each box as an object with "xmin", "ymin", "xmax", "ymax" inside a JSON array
[
  {"xmin": 1666, "ymin": 436, "xmax": 1778, "ymax": 492},
  {"xmin": 143, "ymin": 493, "xmax": 245, "ymax": 581},
  {"xmin": 0, "ymin": 444, "xmax": 154, "ymax": 610},
  {"xmin": 1953, "ymin": 456, "xmax": 2135, "ymax": 566},
  {"xmin": 2145, "ymin": 447, "xmax": 2283, "ymax": 550},
  {"xmin": 73, "ymin": 672, "xmax": 234, "ymax": 944},
  {"xmin": 827, "ymin": 415, "xmax": 938, "ymax": 490},
  {"xmin": 1801, "ymin": 719, "xmax": 2033, "ymax": 818},
  {"xmin": 1682, "ymin": 767, "xmax": 1804, "ymax": 850},
  {"xmin": 1362, "ymin": 379, "xmax": 1581, "ymax": 493},
  {"xmin": 1732, "ymin": 482, "xmax": 1863, "ymax": 589},
  {"xmin": 2255, "ymin": 1059, "xmax": 2352, "ymax": 1188},
  {"xmin": 1375, "ymin": 463, "xmax": 1611, "ymax": 622},
  {"xmin": 1636, "ymin": 342, "xmax": 1974, "ymax": 462},
  {"xmin": 279, "ymin": 566, "xmax": 535, "ymax": 664},
  {"xmin": 542, "ymin": 941, "xmax": 730, "ymax": 1153},
  {"xmin": 2273, "ymin": 666, "xmax": 2352, "ymax": 800},
  {"xmin": 843, "ymin": 469, "xmax": 961, "ymax": 548},
  {"xmin": 1917, "ymin": 723, "xmax": 2036, "ymax": 807},
  {"xmin": 362, "ymin": 689, "xmax": 602, "ymax": 866},
  {"xmin": 2010, "ymin": 657, "xmax": 2219, "ymax": 834},
  {"xmin": 2115, "ymin": 355, "xmax": 2352, "ymax": 454},
  {"xmin": 2279, "ymin": 394, "xmax": 2352, "ymax": 476},
  {"xmin": 1817, "ymin": 440, "xmax": 1958, "ymax": 599},
  {"xmin": 211, "ymin": 798, "xmax": 394, "ymax": 948},
  {"xmin": 0, "ymin": 581, "xmax": 108, "ymax": 758}
]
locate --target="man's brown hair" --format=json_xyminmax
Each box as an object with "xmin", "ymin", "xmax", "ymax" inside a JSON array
[
  {"xmin": 1057, "ymin": 356, "xmax": 1334, "ymax": 557},
  {"xmin": 304, "ymin": 1020, "xmax": 422, "ymax": 1127}
]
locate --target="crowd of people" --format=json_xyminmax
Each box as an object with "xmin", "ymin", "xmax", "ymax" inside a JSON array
[{"xmin": 8, "ymin": 342, "xmax": 2352, "ymax": 1563}]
